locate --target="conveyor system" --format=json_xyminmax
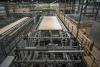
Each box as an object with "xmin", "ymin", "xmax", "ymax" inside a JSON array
[
  {"xmin": 14, "ymin": 16, "xmax": 86, "ymax": 67},
  {"xmin": 0, "ymin": 17, "xmax": 29, "ymax": 36},
  {"xmin": 0, "ymin": 17, "xmax": 35, "ymax": 64},
  {"xmin": 0, "ymin": 56, "xmax": 15, "ymax": 67}
]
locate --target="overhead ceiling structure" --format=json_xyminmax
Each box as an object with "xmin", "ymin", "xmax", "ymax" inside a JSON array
[{"xmin": 0, "ymin": 0, "xmax": 57, "ymax": 3}]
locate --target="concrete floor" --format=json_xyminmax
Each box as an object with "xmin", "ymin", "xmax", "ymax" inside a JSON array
[
  {"xmin": 90, "ymin": 21, "xmax": 100, "ymax": 67},
  {"xmin": 90, "ymin": 21, "xmax": 100, "ymax": 49}
]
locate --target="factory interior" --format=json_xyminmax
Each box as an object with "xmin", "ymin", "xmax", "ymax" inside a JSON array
[{"xmin": 0, "ymin": 0, "xmax": 100, "ymax": 67}]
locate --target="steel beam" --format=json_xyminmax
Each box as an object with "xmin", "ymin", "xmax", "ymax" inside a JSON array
[
  {"xmin": 14, "ymin": 59, "xmax": 81, "ymax": 63},
  {"xmin": 15, "ymin": 47, "xmax": 84, "ymax": 53},
  {"xmin": 27, "ymin": 37, "xmax": 69, "ymax": 39}
]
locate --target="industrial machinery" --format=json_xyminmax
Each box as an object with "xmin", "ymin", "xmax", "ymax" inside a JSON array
[
  {"xmin": 14, "ymin": 16, "xmax": 86, "ymax": 67},
  {"xmin": 0, "ymin": 0, "xmax": 100, "ymax": 67},
  {"xmin": 0, "ymin": 17, "xmax": 35, "ymax": 66}
]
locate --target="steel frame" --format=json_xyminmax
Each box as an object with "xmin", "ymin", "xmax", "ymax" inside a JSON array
[
  {"xmin": 14, "ymin": 16, "xmax": 85, "ymax": 67},
  {"xmin": 0, "ymin": 17, "xmax": 34, "ymax": 64}
]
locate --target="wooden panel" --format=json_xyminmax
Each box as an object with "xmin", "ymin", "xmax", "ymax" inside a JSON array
[{"xmin": 38, "ymin": 16, "xmax": 62, "ymax": 30}]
